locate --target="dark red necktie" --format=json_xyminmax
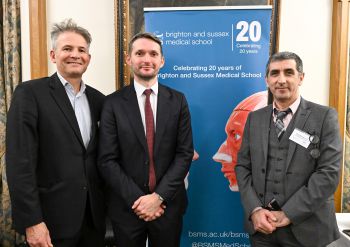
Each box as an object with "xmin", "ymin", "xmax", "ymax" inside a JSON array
[{"xmin": 144, "ymin": 89, "xmax": 156, "ymax": 192}]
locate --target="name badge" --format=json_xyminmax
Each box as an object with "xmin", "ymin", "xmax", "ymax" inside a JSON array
[{"xmin": 289, "ymin": 128, "xmax": 310, "ymax": 148}]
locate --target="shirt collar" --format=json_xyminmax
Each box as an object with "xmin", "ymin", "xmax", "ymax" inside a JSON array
[
  {"xmin": 134, "ymin": 80, "xmax": 159, "ymax": 97},
  {"xmin": 273, "ymin": 96, "xmax": 301, "ymax": 115},
  {"xmin": 57, "ymin": 72, "xmax": 86, "ymax": 95}
]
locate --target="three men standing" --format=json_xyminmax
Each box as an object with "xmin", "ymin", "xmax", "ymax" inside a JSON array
[{"xmin": 5, "ymin": 17, "xmax": 341, "ymax": 247}]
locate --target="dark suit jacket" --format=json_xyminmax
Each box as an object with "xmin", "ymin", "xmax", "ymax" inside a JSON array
[
  {"xmin": 6, "ymin": 73, "xmax": 106, "ymax": 239},
  {"xmin": 235, "ymin": 98, "xmax": 342, "ymax": 247},
  {"xmin": 98, "ymin": 83, "xmax": 193, "ymax": 224}
]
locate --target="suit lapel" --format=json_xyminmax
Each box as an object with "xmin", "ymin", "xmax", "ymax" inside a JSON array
[
  {"xmin": 261, "ymin": 106, "xmax": 272, "ymax": 168},
  {"xmin": 85, "ymin": 87, "xmax": 97, "ymax": 151},
  {"xmin": 285, "ymin": 98, "xmax": 311, "ymax": 170},
  {"xmin": 154, "ymin": 85, "xmax": 171, "ymax": 155},
  {"xmin": 49, "ymin": 73, "xmax": 85, "ymax": 148},
  {"xmin": 123, "ymin": 85, "xmax": 148, "ymax": 153}
]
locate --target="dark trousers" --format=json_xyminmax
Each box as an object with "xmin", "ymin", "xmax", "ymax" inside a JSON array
[
  {"xmin": 52, "ymin": 202, "xmax": 105, "ymax": 247},
  {"xmin": 250, "ymin": 226, "xmax": 302, "ymax": 247},
  {"xmin": 112, "ymin": 213, "xmax": 183, "ymax": 247}
]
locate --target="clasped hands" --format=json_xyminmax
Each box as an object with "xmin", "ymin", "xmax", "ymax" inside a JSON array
[
  {"xmin": 132, "ymin": 192, "xmax": 166, "ymax": 222},
  {"xmin": 251, "ymin": 208, "xmax": 291, "ymax": 235}
]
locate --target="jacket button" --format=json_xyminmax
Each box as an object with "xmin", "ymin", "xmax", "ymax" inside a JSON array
[
  {"xmin": 261, "ymin": 169, "xmax": 265, "ymax": 173},
  {"xmin": 259, "ymin": 193, "xmax": 263, "ymax": 198},
  {"xmin": 83, "ymin": 186, "xmax": 87, "ymax": 190}
]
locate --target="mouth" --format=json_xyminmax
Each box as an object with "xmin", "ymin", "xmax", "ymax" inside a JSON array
[
  {"xmin": 67, "ymin": 62, "xmax": 82, "ymax": 65},
  {"xmin": 141, "ymin": 66, "xmax": 153, "ymax": 70}
]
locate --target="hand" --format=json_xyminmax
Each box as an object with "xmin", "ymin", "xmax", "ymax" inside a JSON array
[
  {"xmin": 269, "ymin": 211, "xmax": 291, "ymax": 227},
  {"xmin": 143, "ymin": 204, "xmax": 166, "ymax": 221},
  {"xmin": 251, "ymin": 208, "xmax": 277, "ymax": 234},
  {"xmin": 132, "ymin": 193, "xmax": 165, "ymax": 221},
  {"xmin": 193, "ymin": 150, "xmax": 199, "ymax": 161},
  {"xmin": 25, "ymin": 222, "xmax": 53, "ymax": 247}
]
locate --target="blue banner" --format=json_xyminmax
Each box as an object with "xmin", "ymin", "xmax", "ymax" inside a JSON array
[{"xmin": 145, "ymin": 7, "xmax": 271, "ymax": 246}]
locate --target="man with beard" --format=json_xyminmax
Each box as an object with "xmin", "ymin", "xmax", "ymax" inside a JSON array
[{"xmin": 98, "ymin": 32, "xmax": 193, "ymax": 247}]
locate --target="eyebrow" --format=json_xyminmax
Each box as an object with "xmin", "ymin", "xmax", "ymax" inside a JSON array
[
  {"xmin": 62, "ymin": 44, "xmax": 87, "ymax": 49},
  {"xmin": 269, "ymin": 68, "xmax": 295, "ymax": 73},
  {"xmin": 134, "ymin": 49, "xmax": 160, "ymax": 54}
]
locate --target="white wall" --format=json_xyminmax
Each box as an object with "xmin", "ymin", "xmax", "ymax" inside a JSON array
[
  {"xmin": 20, "ymin": 0, "xmax": 30, "ymax": 82},
  {"xmin": 278, "ymin": 0, "xmax": 332, "ymax": 105},
  {"xmin": 21, "ymin": 0, "xmax": 115, "ymax": 95},
  {"xmin": 21, "ymin": 1, "xmax": 333, "ymax": 102}
]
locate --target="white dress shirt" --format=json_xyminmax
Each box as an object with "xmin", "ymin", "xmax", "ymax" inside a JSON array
[{"xmin": 134, "ymin": 80, "xmax": 158, "ymax": 134}]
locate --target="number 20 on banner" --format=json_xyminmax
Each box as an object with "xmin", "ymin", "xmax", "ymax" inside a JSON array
[{"xmin": 232, "ymin": 21, "xmax": 262, "ymax": 51}]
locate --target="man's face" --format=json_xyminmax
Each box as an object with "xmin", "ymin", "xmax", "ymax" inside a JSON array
[
  {"xmin": 266, "ymin": 59, "xmax": 304, "ymax": 106},
  {"xmin": 50, "ymin": 31, "xmax": 91, "ymax": 80},
  {"xmin": 127, "ymin": 38, "xmax": 164, "ymax": 82},
  {"xmin": 213, "ymin": 91, "xmax": 267, "ymax": 191}
]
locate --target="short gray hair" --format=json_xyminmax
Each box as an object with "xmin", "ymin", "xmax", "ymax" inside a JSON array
[
  {"xmin": 265, "ymin": 51, "xmax": 303, "ymax": 77},
  {"xmin": 51, "ymin": 19, "xmax": 92, "ymax": 49}
]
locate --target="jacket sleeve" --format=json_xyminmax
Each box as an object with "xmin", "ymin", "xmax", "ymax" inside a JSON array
[
  {"xmin": 6, "ymin": 84, "xmax": 43, "ymax": 234},
  {"xmin": 235, "ymin": 113, "xmax": 264, "ymax": 221}
]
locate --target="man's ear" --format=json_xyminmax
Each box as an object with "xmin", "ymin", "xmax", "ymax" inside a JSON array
[
  {"xmin": 126, "ymin": 54, "xmax": 131, "ymax": 65},
  {"xmin": 298, "ymin": 72, "xmax": 305, "ymax": 86},
  {"xmin": 49, "ymin": 50, "xmax": 56, "ymax": 63},
  {"xmin": 160, "ymin": 56, "xmax": 165, "ymax": 68},
  {"xmin": 265, "ymin": 77, "xmax": 269, "ymax": 88}
]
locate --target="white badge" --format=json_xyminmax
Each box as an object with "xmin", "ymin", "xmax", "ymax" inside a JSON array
[{"xmin": 289, "ymin": 128, "xmax": 310, "ymax": 148}]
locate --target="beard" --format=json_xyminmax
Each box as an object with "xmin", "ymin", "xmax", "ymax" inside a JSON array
[{"xmin": 133, "ymin": 68, "xmax": 158, "ymax": 82}]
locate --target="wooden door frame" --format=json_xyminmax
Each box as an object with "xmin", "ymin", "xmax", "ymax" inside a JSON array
[{"xmin": 329, "ymin": 0, "xmax": 349, "ymax": 212}]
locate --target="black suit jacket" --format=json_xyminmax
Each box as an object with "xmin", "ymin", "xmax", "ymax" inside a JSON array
[
  {"xmin": 6, "ymin": 73, "xmax": 106, "ymax": 238},
  {"xmin": 98, "ymin": 83, "xmax": 193, "ymax": 223}
]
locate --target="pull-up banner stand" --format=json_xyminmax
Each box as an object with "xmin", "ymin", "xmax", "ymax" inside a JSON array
[{"xmin": 145, "ymin": 6, "xmax": 272, "ymax": 246}]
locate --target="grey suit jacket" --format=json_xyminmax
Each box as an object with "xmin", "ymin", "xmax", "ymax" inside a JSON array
[{"xmin": 235, "ymin": 98, "xmax": 342, "ymax": 247}]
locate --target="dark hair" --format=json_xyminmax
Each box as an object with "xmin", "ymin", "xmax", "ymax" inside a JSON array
[
  {"xmin": 51, "ymin": 19, "xmax": 92, "ymax": 49},
  {"xmin": 128, "ymin": 32, "xmax": 163, "ymax": 55},
  {"xmin": 265, "ymin": 51, "xmax": 303, "ymax": 77}
]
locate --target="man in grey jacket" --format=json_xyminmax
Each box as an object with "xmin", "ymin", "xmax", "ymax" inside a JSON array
[{"xmin": 236, "ymin": 51, "xmax": 342, "ymax": 247}]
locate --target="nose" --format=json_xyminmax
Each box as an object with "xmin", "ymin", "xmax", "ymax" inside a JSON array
[
  {"xmin": 142, "ymin": 54, "xmax": 152, "ymax": 63},
  {"xmin": 277, "ymin": 73, "xmax": 286, "ymax": 84},
  {"xmin": 70, "ymin": 49, "xmax": 80, "ymax": 58}
]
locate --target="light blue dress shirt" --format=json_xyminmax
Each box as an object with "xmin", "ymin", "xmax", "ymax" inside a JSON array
[{"xmin": 58, "ymin": 73, "xmax": 92, "ymax": 148}]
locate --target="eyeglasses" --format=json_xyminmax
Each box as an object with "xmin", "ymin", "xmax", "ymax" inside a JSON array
[{"xmin": 309, "ymin": 134, "xmax": 320, "ymax": 159}]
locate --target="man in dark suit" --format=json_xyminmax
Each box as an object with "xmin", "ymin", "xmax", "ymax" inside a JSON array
[
  {"xmin": 98, "ymin": 32, "xmax": 193, "ymax": 247},
  {"xmin": 6, "ymin": 19, "xmax": 105, "ymax": 247},
  {"xmin": 235, "ymin": 51, "xmax": 342, "ymax": 247}
]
